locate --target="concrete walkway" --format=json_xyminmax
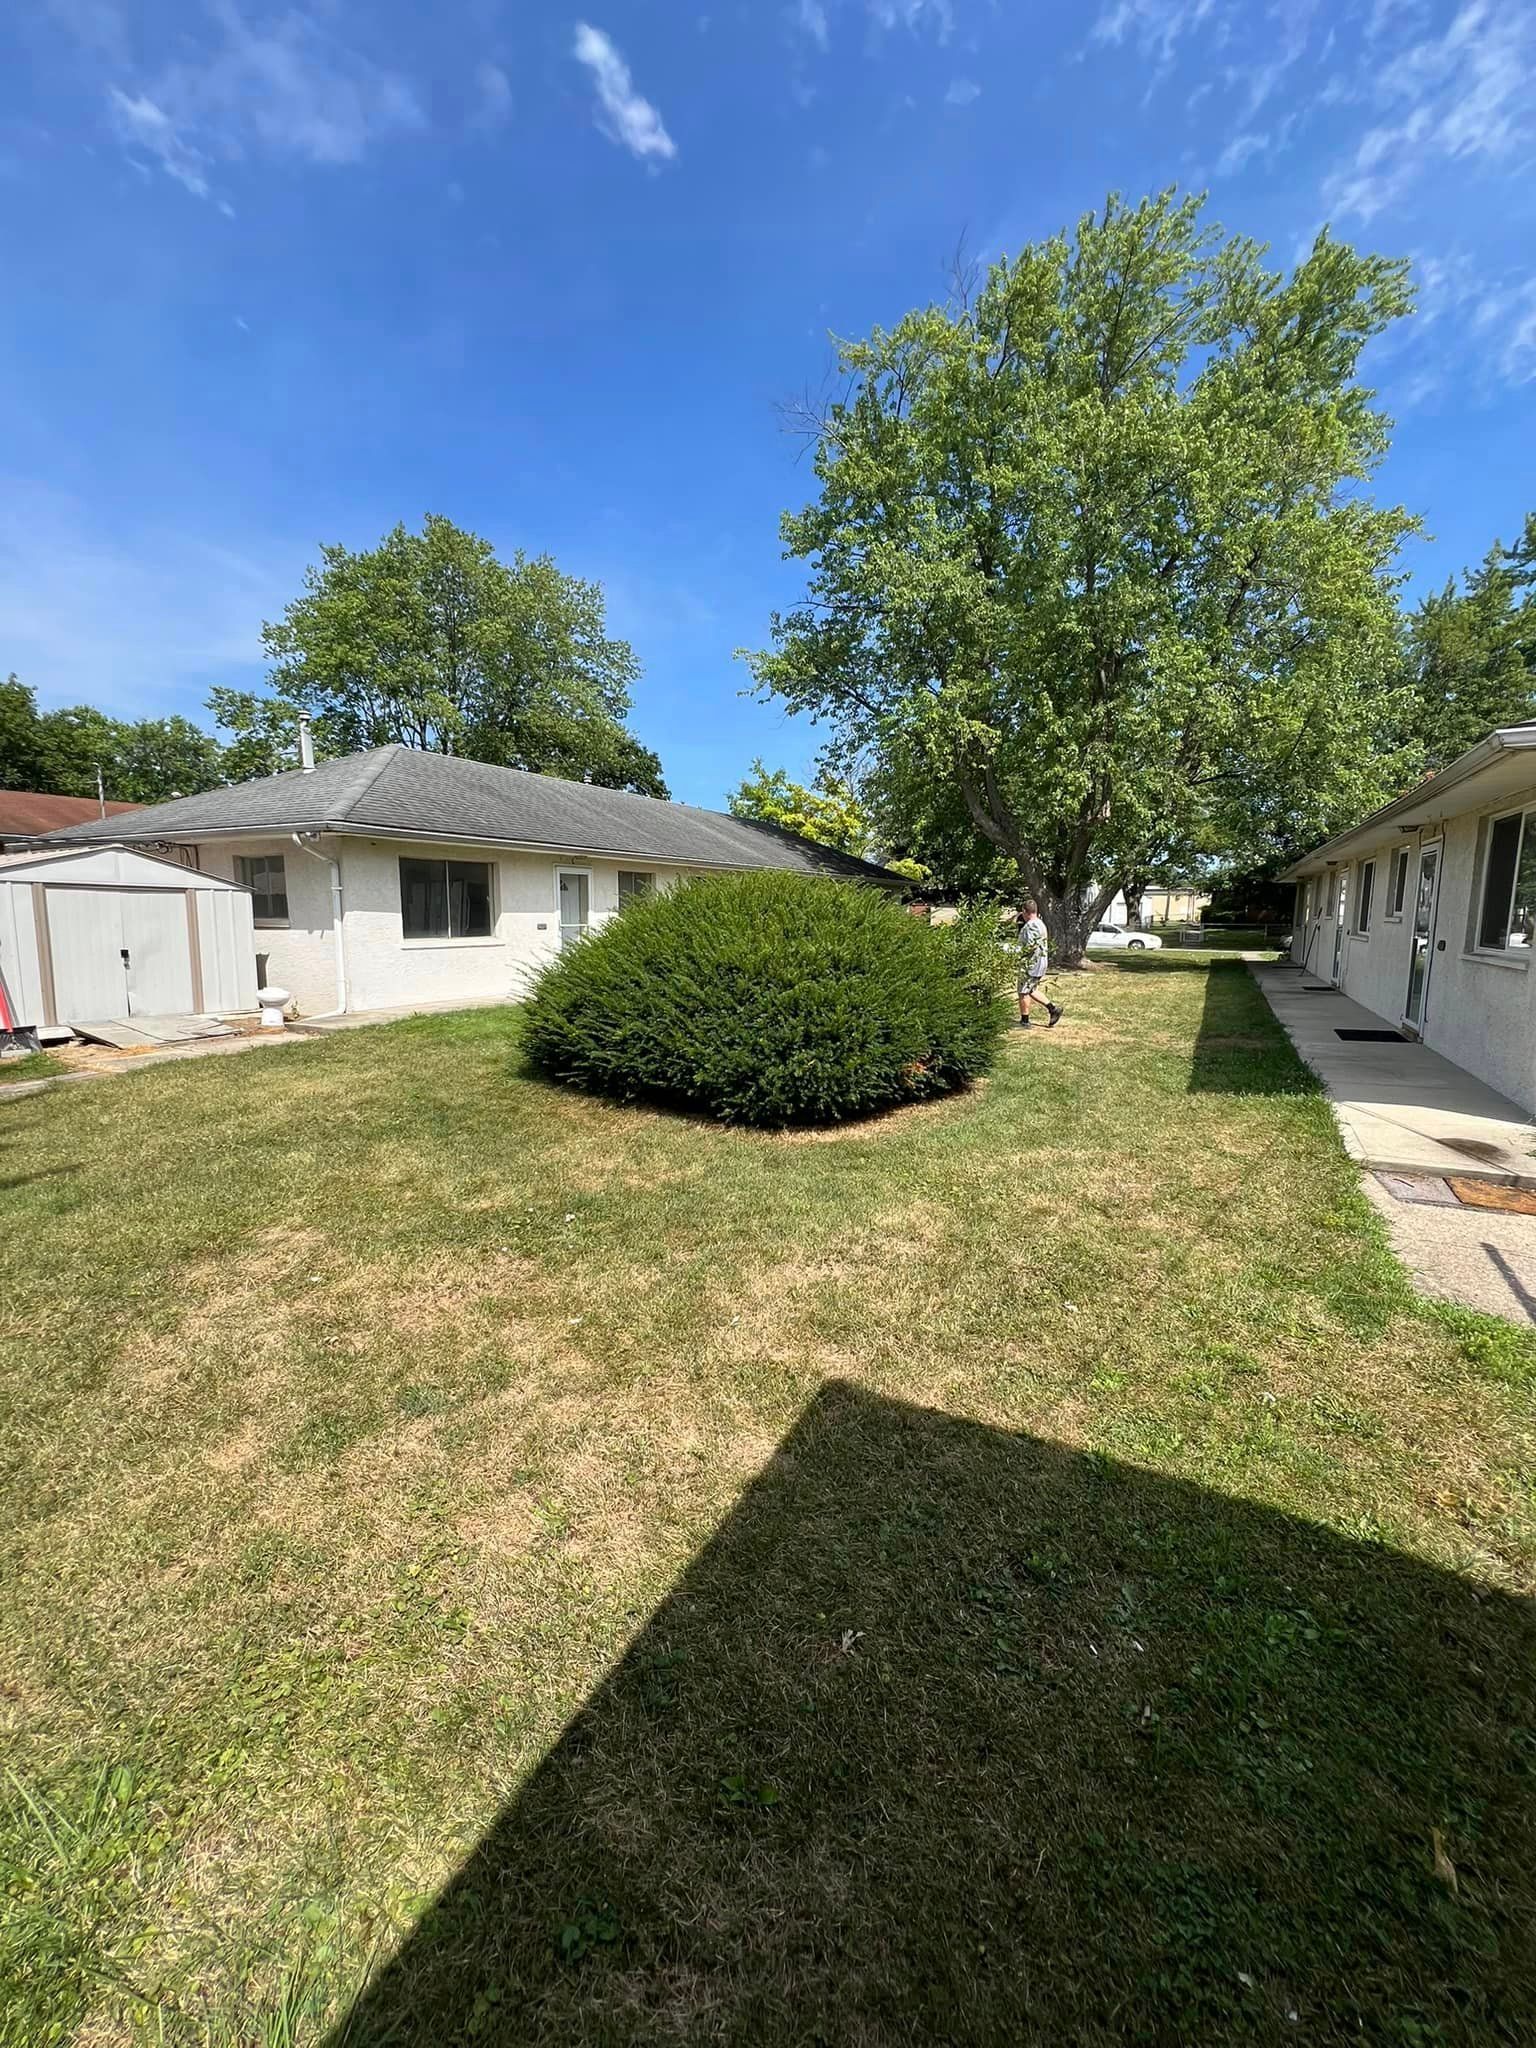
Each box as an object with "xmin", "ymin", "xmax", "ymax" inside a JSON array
[
  {"xmin": 1361, "ymin": 1175, "xmax": 1536, "ymax": 1325},
  {"xmin": 1251, "ymin": 963, "xmax": 1536, "ymax": 1325},
  {"xmin": 1250, "ymin": 965, "xmax": 1536, "ymax": 1184}
]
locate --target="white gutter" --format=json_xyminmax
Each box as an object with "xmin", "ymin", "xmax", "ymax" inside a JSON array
[{"xmin": 290, "ymin": 833, "xmax": 348, "ymax": 1017}]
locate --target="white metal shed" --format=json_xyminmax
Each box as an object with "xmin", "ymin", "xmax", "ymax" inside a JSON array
[{"xmin": 0, "ymin": 846, "xmax": 258, "ymax": 1032}]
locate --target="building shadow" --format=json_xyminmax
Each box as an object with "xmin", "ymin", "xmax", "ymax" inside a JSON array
[
  {"xmin": 1183, "ymin": 957, "xmax": 1318, "ymax": 1097},
  {"xmin": 328, "ymin": 1383, "xmax": 1535, "ymax": 2046},
  {"xmin": 1484, "ymin": 1243, "xmax": 1536, "ymax": 1326}
]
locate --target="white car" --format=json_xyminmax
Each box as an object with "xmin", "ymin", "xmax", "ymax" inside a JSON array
[{"xmin": 1086, "ymin": 924, "xmax": 1163, "ymax": 951}]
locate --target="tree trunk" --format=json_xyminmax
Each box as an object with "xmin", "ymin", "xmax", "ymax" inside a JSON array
[
  {"xmin": 1123, "ymin": 874, "xmax": 1147, "ymax": 932},
  {"xmin": 1038, "ymin": 886, "xmax": 1095, "ymax": 970}
]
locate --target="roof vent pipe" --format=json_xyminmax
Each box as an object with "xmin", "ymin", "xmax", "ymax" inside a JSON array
[{"xmin": 298, "ymin": 716, "xmax": 315, "ymax": 773}]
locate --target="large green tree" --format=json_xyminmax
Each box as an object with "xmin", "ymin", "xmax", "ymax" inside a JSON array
[
  {"xmin": 217, "ymin": 515, "xmax": 667, "ymax": 796},
  {"xmin": 1402, "ymin": 512, "xmax": 1536, "ymax": 768},
  {"xmin": 746, "ymin": 192, "xmax": 1419, "ymax": 961}
]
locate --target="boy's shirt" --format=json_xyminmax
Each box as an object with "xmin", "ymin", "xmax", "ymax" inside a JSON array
[{"xmin": 1019, "ymin": 914, "xmax": 1049, "ymax": 978}]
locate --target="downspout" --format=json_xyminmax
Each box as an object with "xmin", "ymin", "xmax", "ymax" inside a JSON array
[{"xmin": 291, "ymin": 833, "xmax": 349, "ymax": 1018}]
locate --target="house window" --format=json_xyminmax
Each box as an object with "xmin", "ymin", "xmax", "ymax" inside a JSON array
[
  {"xmin": 1477, "ymin": 809, "xmax": 1536, "ymax": 952},
  {"xmin": 399, "ymin": 857, "xmax": 494, "ymax": 940},
  {"xmin": 1353, "ymin": 859, "xmax": 1375, "ymax": 935},
  {"xmin": 617, "ymin": 870, "xmax": 655, "ymax": 905},
  {"xmin": 235, "ymin": 853, "xmax": 289, "ymax": 925},
  {"xmin": 1386, "ymin": 846, "xmax": 1409, "ymax": 918}
]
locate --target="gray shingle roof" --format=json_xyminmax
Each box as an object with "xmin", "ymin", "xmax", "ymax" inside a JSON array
[{"xmin": 45, "ymin": 746, "xmax": 903, "ymax": 884}]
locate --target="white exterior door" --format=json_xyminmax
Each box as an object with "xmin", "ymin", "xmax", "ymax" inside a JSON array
[
  {"xmin": 45, "ymin": 889, "xmax": 129, "ymax": 1021},
  {"xmin": 1404, "ymin": 845, "xmax": 1441, "ymax": 1032},
  {"xmin": 122, "ymin": 893, "xmax": 195, "ymax": 1013},
  {"xmin": 557, "ymin": 870, "xmax": 590, "ymax": 952}
]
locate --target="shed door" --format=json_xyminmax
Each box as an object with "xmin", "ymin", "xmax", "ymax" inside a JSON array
[
  {"xmin": 45, "ymin": 889, "xmax": 129, "ymax": 1020},
  {"xmin": 122, "ymin": 893, "xmax": 195, "ymax": 1013},
  {"xmin": 45, "ymin": 888, "xmax": 196, "ymax": 1020}
]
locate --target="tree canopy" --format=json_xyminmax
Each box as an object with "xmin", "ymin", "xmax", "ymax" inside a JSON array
[
  {"xmin": 728, "ymin": 760, "xmax": 869, "ymax": 855},
  {"xmin": 1401, "ymin": 512, "xmax": 1536, "ymax": 769},
  {"xmin": 219, "ymin": 516, "xmax": 667, "ymax": 796},
  {"xmin": 746, "ymin": 191, "xmax": 1419, "ymax": 957}
]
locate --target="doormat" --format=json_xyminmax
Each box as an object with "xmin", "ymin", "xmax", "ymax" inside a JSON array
[{"xmin": 1336, "ymin": 1028, "xmax": 1407, "ymax": 1042}]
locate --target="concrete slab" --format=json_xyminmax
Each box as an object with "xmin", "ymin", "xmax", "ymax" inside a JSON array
[
  {"xmin": 1365, "ymin": 1175, "xmax": 1536, "ymax": 1326},
  {"xmin": 1251, "ymin": 965, "xmax": 1536, "ymax": 1185}
]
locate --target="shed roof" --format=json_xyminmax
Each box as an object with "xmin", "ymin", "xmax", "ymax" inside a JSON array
[
  {"xmin": 0, "ymin": 844, "xmax": 249, "ymax": 890},
  {"xmin": 43, "ymin": 746, "xmax": 904, "ymax": 883}
]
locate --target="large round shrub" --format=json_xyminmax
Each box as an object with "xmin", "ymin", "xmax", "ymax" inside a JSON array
[{"xmin": 522, "ymin": 871, "xmax": 1011, "ymax": 1126}]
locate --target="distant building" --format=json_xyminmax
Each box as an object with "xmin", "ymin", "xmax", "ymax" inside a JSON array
[{"xmin": 1, "ymin": 791, "xmax": 142, "ymax": 849}]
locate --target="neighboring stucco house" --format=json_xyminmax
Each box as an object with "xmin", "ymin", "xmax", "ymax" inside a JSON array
[
  {"xmin": 1284, "ymin": 721, "xmax": 1536, "ymax": 1113},
  {"xmin": 45, "ymin": 746, "xmax": 902, "ymax": 1018}
]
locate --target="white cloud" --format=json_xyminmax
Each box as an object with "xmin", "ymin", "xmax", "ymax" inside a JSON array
[
  {"xmin": 1322, "ymin": 0, "xmax": 1536, "ymax": 221},
  {"xmin": 1090, "ymin": 0, "xmax": 1216, "ymax": 61},
  {"xmin": 1215, "ymin": 129, "xmax": 1266, "ymax": 174},
  {"xmin": 867, "ymin": 0, "xmax": 954, "ymax": 38},
  {"xmin": 572, "ymin": 23, "xmax": 676, "ymax": 162},
  {"xmin": 84, "ymin": 4, "xmax": 425, "ymax": 205},
  {"xmin": 473, "ymin": 61, "xmax": 512, "ymax": 129},
  {"xmin": 795, "ymin": 0, "xmax": 830, "ymax": 52},
  {"xmin": 944, "ymin": 77, "xmax": 981, "ymax": 105},
  {"xmin": 108, "ymin": 88, "xmax": 210, "ymax": 198}
]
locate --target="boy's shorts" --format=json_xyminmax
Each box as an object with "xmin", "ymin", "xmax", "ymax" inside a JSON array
[{"xmin": 1018, "ymin": 972, "xmax": 1046, "ymax": 995}]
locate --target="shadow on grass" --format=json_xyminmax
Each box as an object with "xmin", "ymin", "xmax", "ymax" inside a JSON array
[
  {"xmin": 329, "ymin": 1383, "xmax": 1536, "ymax": 2047},
  {"xmin": 1179, "ymin": 957, "xmax": 1318, "ymax": 1098}
]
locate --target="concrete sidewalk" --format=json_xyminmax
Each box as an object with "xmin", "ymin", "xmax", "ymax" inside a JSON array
[{"xmin": 1250, "ymin": 965, "xmax": 1536, "ymax": 1184}]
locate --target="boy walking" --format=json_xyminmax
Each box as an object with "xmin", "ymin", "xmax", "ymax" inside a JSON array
[{"xmin": 1016, "ymin": 898, "xmax": 1063, "ymax": 1029}]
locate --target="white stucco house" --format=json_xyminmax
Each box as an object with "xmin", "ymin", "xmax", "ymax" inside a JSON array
[
  {"xmin": 43, "ymin": 746, "xmax": 902, "ymax": 1019},
  {"xmin": 1284, "ymin": 721, "xmax": 1536, "ymax": 1113}
]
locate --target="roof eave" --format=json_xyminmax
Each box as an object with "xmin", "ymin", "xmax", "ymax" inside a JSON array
[
  {"xmin": 41, "ymin": 817, "xmax": 902, "ymax": 883},
  {"xmin": 1280, "ymin": 724, "xmax": 1536, "ymax": 879}
]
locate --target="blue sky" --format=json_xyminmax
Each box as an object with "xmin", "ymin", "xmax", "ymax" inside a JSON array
[{"xmin": 3, "ymin": 0, "xmax": 1534, "ymax": 807}]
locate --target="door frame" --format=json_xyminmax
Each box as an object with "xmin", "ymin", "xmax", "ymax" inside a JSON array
[
  {"xmin": 1402, "ymin": 839, "xmax": 1443, "ymax": 1037},
  {"xmin": 554, "ymin": 866, "xmax": 594, "ymax": 952},
  {"xmin": 1331, "ymin": 870, "xmax": 1348, "ymax": 985}
]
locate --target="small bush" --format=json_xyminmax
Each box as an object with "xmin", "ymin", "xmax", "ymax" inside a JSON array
[
  {"xmin": 522, "ymin": 871, "xmax": 1011, "ymax": 1127},
  {"xmin": 934, "ymin": 901, "xmax": 1018, "ymax": 1004}
]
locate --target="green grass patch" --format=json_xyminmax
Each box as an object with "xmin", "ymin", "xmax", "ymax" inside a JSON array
[
  {"xmin": 2, "ymin": 960, "xmax": 1534, "ymax": 2043},
  {"xmin": 0, "ymin": 1050, "xmax": 64, "ymax": 1084}
]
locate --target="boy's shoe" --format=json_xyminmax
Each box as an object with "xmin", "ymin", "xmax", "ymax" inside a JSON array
[
  {"xmin": 1015, "ymin": 1015, "xmax": 1031, "ymax": 1028},
  {"xmin": 1047, "ymin": 1004, "xmax": 1064, "ymax": 1028}
]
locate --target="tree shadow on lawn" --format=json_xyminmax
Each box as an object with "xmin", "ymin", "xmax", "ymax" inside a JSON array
[{"xmin": 329, "ymin": 1382, "xmax": 1536, "ymax": 2047}]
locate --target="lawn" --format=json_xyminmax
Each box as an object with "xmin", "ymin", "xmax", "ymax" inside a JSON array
[{"xmin": 3, "ymin": 959, "xmax": 1534, "ymax": 2046}]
